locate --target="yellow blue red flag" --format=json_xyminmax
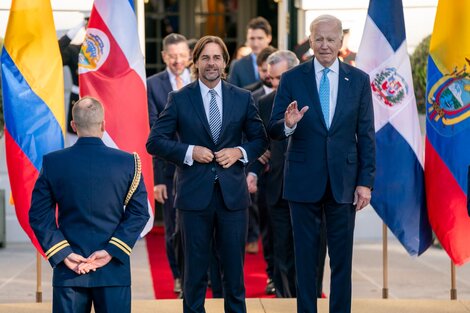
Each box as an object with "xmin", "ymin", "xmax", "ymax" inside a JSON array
[
  {"xmin": 425, "ymin": 1, "xmax": 470, "ymax": 265},
  {"xmin": 0, "ymin": 0, "xmax": 65, "ymax": 256}
]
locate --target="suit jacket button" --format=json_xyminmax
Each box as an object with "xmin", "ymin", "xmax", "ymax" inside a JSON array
[{"xmin": 211, "ymin": 167, "xmax": 216, "ymax": 172}]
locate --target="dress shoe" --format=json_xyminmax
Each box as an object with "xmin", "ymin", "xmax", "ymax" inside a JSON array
[
  {"xmin": 245, "ymin": 241, "xmax": 259, "ymax": 254},
  {"xmin": 265, "ymin": 278, "xmax": 276, "ymax": 295},
  {"xmin": 173, "ymin": 278, "xmax": 182, "ymax": 293}
]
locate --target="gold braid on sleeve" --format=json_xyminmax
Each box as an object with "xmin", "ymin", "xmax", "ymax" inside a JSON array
[{"xmin": 124, "ymin": 152, "xmax": 142, "ymax": 206}]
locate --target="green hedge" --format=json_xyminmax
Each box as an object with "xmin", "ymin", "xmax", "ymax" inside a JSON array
[{"xmin": 410, "ymin": 35, "xmax": 431, "ymax": 114}]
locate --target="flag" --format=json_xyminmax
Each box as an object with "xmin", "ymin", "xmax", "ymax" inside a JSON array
[
  {"xmin": 79, "ymin": 0, "xmax": 154, "ymax": 235},
  {"xmin": 356, "ymin": 0, "xmax": 432, "ymax": 256},
  {"xmin": 425, "ymin": 1, "xmax": 470, "ymax": 265},
  {"xmin": 1, "ymin": 0, "xmax": 65, "ymax": 255}
]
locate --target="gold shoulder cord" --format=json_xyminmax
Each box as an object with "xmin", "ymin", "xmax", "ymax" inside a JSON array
[{"xmin": 124, "ymin": 152, "xmax": 142, "ymax": 206}]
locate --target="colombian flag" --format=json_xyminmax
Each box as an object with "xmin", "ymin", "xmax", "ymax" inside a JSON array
[
  {"xmin": 425, "ymin": 1, "xmax": 470, "ymax": 265},
  {"xmin": 79, "ymin": 0, "xmax": 154, "ymax": 235},
  {"xmin": 1, "ymin": 0, "xmax": 65, "ymax": 255}
]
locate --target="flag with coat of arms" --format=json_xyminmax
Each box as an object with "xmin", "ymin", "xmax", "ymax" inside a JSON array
[{"xmin": 356, "ymin": 0, "xmax": 432, "ymax": 256}]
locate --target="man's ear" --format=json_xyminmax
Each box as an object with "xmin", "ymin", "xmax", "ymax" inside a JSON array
[
  {"xmin": 101, "ymin": 120, "xmax": 106, "ymax": 132},
  {"xmin": 70, "ymin": 120, "xmax": 77, "ymax": 133}
]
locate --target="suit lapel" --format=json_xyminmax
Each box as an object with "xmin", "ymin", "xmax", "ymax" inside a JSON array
[
  {"xmin": 330, "ymin": 62, "xmax": 351, "ymax": 131},
  {"xmin": 219, "ymin": 81, "xmax": 234, "ymax": 139},
  {"xmin": 161, "ymin": 71, "xmax": 173, "ymax": 95},
  {"xmin": 188, "ymin": 81, "xmax": 212, "ymax": 139},
  {"xmin": 302, "ymin": 59, "xmax": 328, "ymax": 129}
]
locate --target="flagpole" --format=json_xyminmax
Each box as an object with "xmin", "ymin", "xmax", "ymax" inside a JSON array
[
  {"xmin": 450, "ymin": 261, "xmax": 457, "ymax": 300},
  {"xmin": 36, "ymin": 252, "xmax": 42, "ymax": 303},
  {"xmin": 135, "ymin": 0, "xmax": 146, "ymax": 58},
  {"xmin": 382, "ymin": 222, "xmax": 388, "ymax": 299}
]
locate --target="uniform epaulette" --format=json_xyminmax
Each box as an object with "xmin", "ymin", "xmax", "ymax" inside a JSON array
[{"xmin": 124, "ymin": 152, "xmax": 141, "ymax": 206}]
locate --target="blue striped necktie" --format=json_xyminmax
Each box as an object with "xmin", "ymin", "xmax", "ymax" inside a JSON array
[
  {"xmin": 209, "ymin": 89, "xmax": 222, "ymax": 143},
  {"xmin": 319, "ymin": 68, "xmax": 330, "ymax": 128}
]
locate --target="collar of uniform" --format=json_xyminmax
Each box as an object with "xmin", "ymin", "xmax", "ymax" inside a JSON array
[{"xmin": 75, "ymin": 136, "xmax": 105, "ymax": 145}]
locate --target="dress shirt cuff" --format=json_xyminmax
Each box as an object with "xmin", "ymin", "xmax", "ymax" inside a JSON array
[
  {"xmin": 184, "ymin": 145, "xmax": 194, "ymax": 166},
  {"xmin": 248, "ymin": 172, "xmax": 258, "ymax": 178},
  {"xmin": 284, "ymin": 122, "xmax": 297, "ymax": 136},
  {"xmin": 237, "ymin": 147, "xmax": 248, "ymax": 163}
]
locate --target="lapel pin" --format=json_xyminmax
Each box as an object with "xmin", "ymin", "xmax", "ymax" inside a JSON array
[{"xmin": 344, "ymin": 77, "xmax": 349, "ymax": 81}]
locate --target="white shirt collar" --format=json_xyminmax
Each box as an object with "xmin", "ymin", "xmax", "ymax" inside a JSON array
[
  {"xmin": 166, "ymin": 67, "xmax": 191, "ymax": 83},
  {"xmin": 199, "ymin": 79, "xmax": 223, "ymax": 98},
  {"xmin": 314, "ymin": 57, "xmax": 339, "ymax": 75}
]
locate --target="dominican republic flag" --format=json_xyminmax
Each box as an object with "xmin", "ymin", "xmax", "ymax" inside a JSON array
[
  {"xmin": 1, "ymin": 0, "xmax": 65, "ymax": 255},
  {"xmin": 79, "ymin": 0, "xmax": 154, "ymax": 236},
  {"xmin": 425, "ymin": 1, "xmax": 470, "ymax": 265},
  {"xmin": 356, "ymin": 0, "xmax": 432, "ymax": 256}
]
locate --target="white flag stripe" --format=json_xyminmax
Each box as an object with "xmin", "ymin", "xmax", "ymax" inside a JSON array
[
  {"xmin": 94, "ymin": 0, "xmax": 146, "ymax": 85},
  {"xmin": 356, "ymin": 16, "xmax": 394, "ymax": 72}
]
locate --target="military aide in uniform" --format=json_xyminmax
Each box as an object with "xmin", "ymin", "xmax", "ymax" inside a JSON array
[{"xmin": 29, "ymin": 97, "xmax": 150, "ymax": 313}]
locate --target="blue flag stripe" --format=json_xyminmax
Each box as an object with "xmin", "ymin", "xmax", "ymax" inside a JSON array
[
  {"xmin": 1, "ymin": 49, "xmax": 64, "ymax": 171},
  {"xmin": 368, "ymin": 0, "xmax": 406, "ymax": 52},
  {"xmin": 372, "ymin": 123, "xmax": 432, "ymax": 255}
]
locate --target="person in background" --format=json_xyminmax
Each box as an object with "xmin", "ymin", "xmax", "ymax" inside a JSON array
[
  {"xmin": 147, "ymin": 35, "xmax": 267, "ymax": 313},
  {"xmin": 228, "ymin": 16, "xmax": 272, "ymax": 88},
  {"xmin": 147, "ymin": 33, "xmax": 191, "ymax": 295},
  {"xmin": 233, "ymin": 44, "xmax": 252, "ymax": 61},
  {"xmin": 249, "ymin": 50, "xmax": 299, "ymax": 298},
  {"xmin": 59, "ymin": 17, "xmax": 88, "ymax": 146},
  {"xmin": 268, "ymin": 15, "xmax": 375, "ymax": 313},
  {"xmin": 29, "ymin": 97, "xmax": 149, "ymax": 313}
]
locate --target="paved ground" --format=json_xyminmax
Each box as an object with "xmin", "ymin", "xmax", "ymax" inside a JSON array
[{"xmin": 1, "ymin": 237, "xmax": 470, "ymax": 304}]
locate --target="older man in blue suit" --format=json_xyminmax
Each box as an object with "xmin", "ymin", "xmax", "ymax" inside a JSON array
[
  {"xmin": 269, "ymin": 15, "xmax": 375, "ymax": 313},
  {"xmin": 147, "ymin": 36, "xmax": 267, "ymax": 313},
  {"xmin": 29, "ymin": 97, "xmax": 150, "ymax": 313}
]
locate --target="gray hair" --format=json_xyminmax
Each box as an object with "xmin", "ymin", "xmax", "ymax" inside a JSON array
[
  {"xmin": 72, "ymin": 96, "xmax": 104, "ymax": 131},
  {"xmin": 309, "ymin": 14, "xmax": 343, "ymax": 39},
  {"xmin": 266, "ymin": 50, "xmax": 299, "ymax": 70}
]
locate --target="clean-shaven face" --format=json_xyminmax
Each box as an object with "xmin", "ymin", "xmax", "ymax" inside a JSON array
[{"xmin": 309, "ymin": 20, "xmax": 342, "ymax": 68}]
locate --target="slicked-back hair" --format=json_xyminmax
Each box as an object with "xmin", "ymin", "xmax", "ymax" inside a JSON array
[
  {"xmin": 191, "ymin": 36, "xmax": 230, "ymax": 79},
  {"xmin": 267, "ymin": 50, "xmax": 299, "ymax": 70},
  {"xmin": 256, "ymin": 46, "xmax": 277, "ymax": 66},
  {"xmin": 247, "ymin": 16, "xmax": 272, "ymax": 36},
  {"xmin": 72, "ymin": 96, "xmax": 104, "ymax": 132},
  {"xmin": 163, "ymin": 33, "xmax": 188, "ymax": 51}
]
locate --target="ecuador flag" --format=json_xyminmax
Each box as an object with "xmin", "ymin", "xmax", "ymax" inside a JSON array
[
  {"xmin": 1, "ymin": 0, "xmax": 65, "ymax": 255},
  {"xmin": 425, "ymin": 1, "xmax": 470, "ymax": 265}
]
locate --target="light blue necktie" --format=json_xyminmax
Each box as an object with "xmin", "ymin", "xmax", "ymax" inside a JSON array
[
  {"xmin": 208, "ymin": 89, "xmax": 222, "ymax": 144},
  {"xmin": 319, "ymin": 68, "xmax": 330, "ymax": 128}
]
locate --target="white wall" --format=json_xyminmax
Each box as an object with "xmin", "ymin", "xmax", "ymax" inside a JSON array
[{"xmin": 300, "ymin": 0, "xmax": 438, "ymax": 54}]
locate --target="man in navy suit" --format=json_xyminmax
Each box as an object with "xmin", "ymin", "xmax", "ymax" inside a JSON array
[
  {"xmin": 29, "ymin": 97, "xmax": 150, "ymax": 313},
  {"xmin": 228, "ymin": 17, "xmax": 272, "ymax": 88},
  {"xmin": 269, "ymin": 15, "xmax": 375, "ymax": 313},
  {"xmin": 147, "ymin": 36, "xmax": 267, "ymax": 313},
  {"xmin": 147, "ymin": 33, "xmax": 191, "ymax": 294}
]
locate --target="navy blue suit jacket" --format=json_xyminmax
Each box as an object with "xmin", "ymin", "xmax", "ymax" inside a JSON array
[
  {"xmin": 29, "ymin": 137, "xmax": 149, "ymax": 287},
  {"xmin": 147, "ymin": 70, "xmax": 176, "ymax": 184},
  {"xmin": 228, "ymin": 54, "xmax": 258, "ymax": 88},
  {"xmin": 146, "ymin": 80, "xmax": 268, "ymax": 211},
  {"xmin": 269, "ymin": 59, "xmax": 375, "ymax": 204}
]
